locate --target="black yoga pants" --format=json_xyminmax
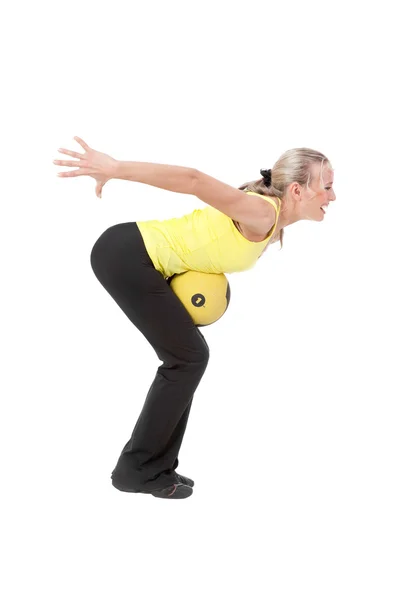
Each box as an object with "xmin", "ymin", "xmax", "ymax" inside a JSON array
[{"xmin": 90, "ymin": 222, "xmax": 210, "ymax": 492}]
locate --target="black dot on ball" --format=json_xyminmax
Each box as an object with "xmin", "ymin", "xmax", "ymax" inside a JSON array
[{"xmin": 191, "ymin": 293, "xmax": 206, "ymax": 307}]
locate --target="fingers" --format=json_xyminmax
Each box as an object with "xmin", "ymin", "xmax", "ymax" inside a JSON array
[
  {"xmin": 57, "ymin": 169, "xmax": 88, "ymax": 177},
  {"xmin": 74, "ymin": 136, "xmax": 91, "ymax": 151},
  {"xmin": 57, "ymin": 148, "xmax": 84, "ymax": 159},
  {"xmin": 53, "ymin": 159, "xmax": 83, "ymax": 167},
  {"xmin": 55, "ymin": 137, "xmax": 90, "ymax": 177}
]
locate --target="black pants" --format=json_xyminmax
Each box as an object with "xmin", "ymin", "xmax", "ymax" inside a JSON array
[{"xmin": 90, "ymin": 222, "xmax": 210, "ymax": 492}]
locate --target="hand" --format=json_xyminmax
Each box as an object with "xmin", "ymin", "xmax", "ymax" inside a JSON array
[{"xmin": 53, "ymin": 136, "xmax": 119, "ymax": 198}]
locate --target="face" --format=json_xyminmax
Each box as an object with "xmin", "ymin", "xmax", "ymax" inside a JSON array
[
  {"xmin": 289, "ymin": 163, "xmax": 336, "ymax": 222},
  {"xmin": 303, "ymin": 163, "xmax": 336, "ymax": 221}
]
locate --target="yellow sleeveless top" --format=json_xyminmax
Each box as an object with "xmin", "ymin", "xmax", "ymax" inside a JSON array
[{"xmin": 136, "ymin": 191, "xmax": 280, "ymax": 279}]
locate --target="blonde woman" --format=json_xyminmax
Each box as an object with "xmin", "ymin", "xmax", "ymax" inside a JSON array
[{"xmin": 54, "ymin": 137, "xmax": 335, "ymax": 500}]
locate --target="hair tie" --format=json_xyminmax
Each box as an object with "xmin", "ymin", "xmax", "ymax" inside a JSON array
[{"xmin": 260, "ymin": 168, "xmax": 272, "ymax": 186}]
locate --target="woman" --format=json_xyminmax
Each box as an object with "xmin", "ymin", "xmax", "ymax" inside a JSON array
[{"xmin": 54, "ymin": 137, "xmax": 335, "ymax": 500}]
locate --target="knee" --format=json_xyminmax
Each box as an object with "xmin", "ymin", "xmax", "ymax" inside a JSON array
[
  {"xmin": 191, "ymin": 342, "xmax": 210, "ymax": 373},
  {"xmin": 172, "ymin": 340, "xmax": 209, "ymax": 374}
]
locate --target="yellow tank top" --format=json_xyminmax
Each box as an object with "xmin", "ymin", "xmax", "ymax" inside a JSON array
[{"xmin": 136, "ymin": 191, "xmax": 281, "ymax": 279}]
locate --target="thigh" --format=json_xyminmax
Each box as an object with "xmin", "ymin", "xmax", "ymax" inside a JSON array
[{"xmin": 90, "ymin": 222, "xmax": 209, "ymax": 364}]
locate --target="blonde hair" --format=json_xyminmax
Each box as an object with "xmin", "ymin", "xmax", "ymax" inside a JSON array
[{"xmin": 238, "ymin": 148, "xmax": 332, "ymax": 249}]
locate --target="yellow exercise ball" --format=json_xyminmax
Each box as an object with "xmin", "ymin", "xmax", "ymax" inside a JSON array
[{"xmin": 168, "ymin": 271, "xmax": 231, "ymax": 327}]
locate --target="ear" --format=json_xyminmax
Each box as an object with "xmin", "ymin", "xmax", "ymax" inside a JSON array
[{"xmin": 289, "ymin": 181, "xmax": 303, "ymax": 201}]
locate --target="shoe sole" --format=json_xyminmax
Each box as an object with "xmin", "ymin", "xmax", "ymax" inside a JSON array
[{"xmin": 151, "ymin": 483, "xmax": 193, "ymax": 499}]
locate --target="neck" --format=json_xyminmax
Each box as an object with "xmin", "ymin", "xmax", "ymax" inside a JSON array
[{"xmin": 275, "ymin": 198, "xmax": 301, "ymax": 233}]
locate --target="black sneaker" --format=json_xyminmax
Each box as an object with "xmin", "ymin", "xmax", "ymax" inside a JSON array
[
  {"xmin": 111, "ymin": 472, "xmax": 194, "ymax": 492},
  {"xmin": 150, "ymin": 483, "xmax": 193, "ymax": 499}
]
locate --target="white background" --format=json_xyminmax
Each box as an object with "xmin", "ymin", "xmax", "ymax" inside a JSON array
[{"xmin": 2, "ymin": 0, "xmax": 400, "ymax": 598}]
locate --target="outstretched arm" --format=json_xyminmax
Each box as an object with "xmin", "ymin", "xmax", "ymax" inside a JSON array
[
  {"xmin": 54, "ymin": 137, "xmax": 275, "ymax": 236},
  {"xmin": 114, "ymin": 160, "xmax": 197, "ymax": 195}
]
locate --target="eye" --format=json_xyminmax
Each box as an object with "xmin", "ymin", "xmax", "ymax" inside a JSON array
[{"xmin": 325, "ymin": 186, "xmax": 332, "ymax": 190}]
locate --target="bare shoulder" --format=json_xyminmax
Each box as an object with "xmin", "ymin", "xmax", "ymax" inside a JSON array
[
  {"xmin": 235, "ymin": 193, "xmax": 279, "ymax": 240},
  {"xmin": 233, "ymin": 193, "xmax": 277, "ymax": 236}
]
